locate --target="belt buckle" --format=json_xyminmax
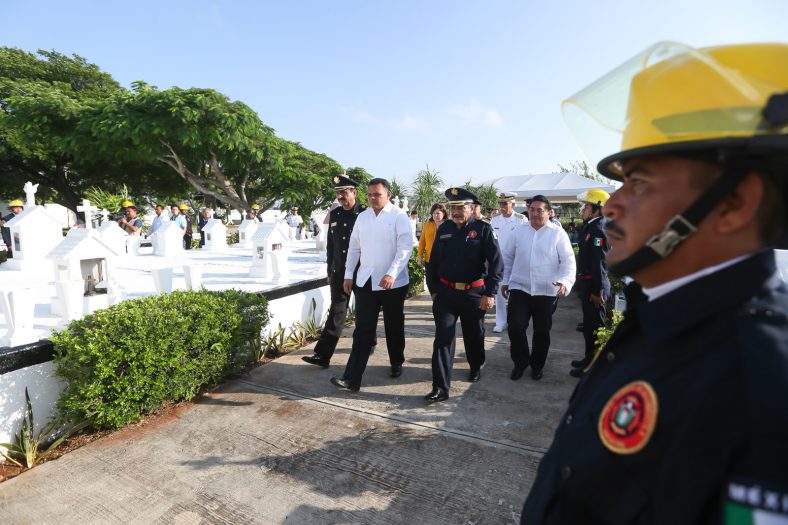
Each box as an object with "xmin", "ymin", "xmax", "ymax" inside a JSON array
[{"xmin": 454, "ymin": 282, "xmax": 466, "ymax": 290}]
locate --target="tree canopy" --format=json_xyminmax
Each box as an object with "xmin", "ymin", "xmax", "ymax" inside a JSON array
[
  {"xmin": 0, "ymin": 48, "xmax": 130, "ymax": 210},
  {"xmin": 1, "ymin": 46, "xmax": 371, "ymax": 216}
]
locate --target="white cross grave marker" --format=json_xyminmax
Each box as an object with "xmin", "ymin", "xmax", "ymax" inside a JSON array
[
  {"xmin": 77, "ymin": 199, "xmax": 99, "ymax": 230},
  {"xmin": 100, "ymin": 208, "xmax": 109, "ymax": 225}
]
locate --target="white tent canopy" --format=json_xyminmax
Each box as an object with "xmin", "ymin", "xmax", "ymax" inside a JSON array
[{"xmin": 482, "ymin": 173, "xmax": 618, "ymax": 204}]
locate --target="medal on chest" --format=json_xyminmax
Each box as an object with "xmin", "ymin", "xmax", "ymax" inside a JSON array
[
  {"xmin": 598, "ymin": 380, "xmax": 658, "ymax": 454},
  {"xmin": 467, "ymin": 229, "xmax": 478, "ymax": 240}
]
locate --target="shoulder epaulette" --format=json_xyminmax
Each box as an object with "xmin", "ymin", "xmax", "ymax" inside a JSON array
[{"xmin": 513, "ymin": 212, "xmax": 525, "ymax": 219}]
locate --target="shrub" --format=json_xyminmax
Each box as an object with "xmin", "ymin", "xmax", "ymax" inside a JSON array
[
  {"xmin": 407, "ymin": 247, "xmax": 425, "ymax": 297},
  {"xmin": 594, "ymin": 309, "xmax": 623, "ymax": 352},
  {"xmin": 51, "ymin": 289, "xmax": 269, "ymax": 429}
]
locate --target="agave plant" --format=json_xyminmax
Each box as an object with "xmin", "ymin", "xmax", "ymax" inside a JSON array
[
  {"xmin": 0, "ymin": 388, "xmax": 88, "ymax": 469},
  {"xmin": 303, "ymin": 298, "xmax": 323, "ymax": 340},
  {"xmin": 83, "ymin": 185, "xmax": 132, "ymax": 215}
]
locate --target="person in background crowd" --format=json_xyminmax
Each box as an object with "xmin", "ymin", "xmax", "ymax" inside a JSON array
[
  {"xmin": 146, "ymin": 204, "xmax": 166, "ymax": 238},
  {"xmin": 417, "ymin": 203, "xmax": 448, "ymax": 276},
  {"xmin": 1, "ymin": 198, "xmax": 24, "ymax": 256},
  {"xmin": 118, "ymin": 205, "xmax": 142, "ymax": 235},
  {"xmin": 409, "ymin": 210, "xmax": 419, "ymax": 243},
  {"xmin": 490, "ymin": 192, "xmax": 528, "ymax": 333},
  {"xmin": 169, "ymin": 203, "xmax": 187, "ymax": 242},
  {"xmin": 425, "ymin": 187, "xmax": 503, "ymax": 402},
  {"xmin": 521, "ymin": 41, "xmax": 788, "ymax": 523},
  {"xmin": 179, "ymin": 204, "xmax": 193, "ymax": 249},
  {"xmin": 286, "ymin": 207, "xmax": 304, "ymax": 239},
  {"xmin": 252, "ymin": 203, "xmax": 263, "ymax": 222},
  {"xmin": 502, "ymin": 195, "xmax": 576, "ymax": 381}
]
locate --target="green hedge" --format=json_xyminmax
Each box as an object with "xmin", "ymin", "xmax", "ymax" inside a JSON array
[
  {"xmin": 407, "ymin": 247, "xmax": 425, "ymax": 297},
  {"xmin": 51, "ymin": 289, "xmax": 269, "ymax": 429}
]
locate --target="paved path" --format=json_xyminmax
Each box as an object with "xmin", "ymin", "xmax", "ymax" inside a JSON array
[{"xmin": 0, "ymin": 291, "xmax": 586, "ymax": 524}]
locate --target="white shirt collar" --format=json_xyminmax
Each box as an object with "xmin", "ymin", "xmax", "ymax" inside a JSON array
[{"xmin": 641, "ymin": 253, "xmax": 754, "ymax": 301}]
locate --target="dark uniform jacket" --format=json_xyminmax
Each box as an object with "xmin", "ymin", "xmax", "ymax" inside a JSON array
[
  {"xmin": 326, "ymin": 202, "xmax": 367, "ymax": 279},
  {"xmin": 522, "ymin": 250, "xmax": 788, "ymax": 524},
  {"xmin": 576, "ymin": 216, "xmax": 609, "ymax": 297},
  {"xmin": 427, "ymin": 218, "xmax": 503, "ymax": 297}
]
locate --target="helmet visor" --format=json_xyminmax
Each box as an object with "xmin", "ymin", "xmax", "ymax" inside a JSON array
[{"xmin": 563, "ymin": 42, "xmax": 788, "ymax": 179}]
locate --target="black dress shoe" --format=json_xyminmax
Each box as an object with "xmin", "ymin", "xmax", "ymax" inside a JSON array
[
  {"xmin": 576, "ymin": 322, "xmax": 584, "ymax": 332},
  {"xmin": 302, "ymin": 354, "xmax": 330, "ymax": 368},
  {"xmin": 468, "ymin": 369, "xmax": 481, "ymax": 382},
  {"xmin": 510, "ymin": 367, "xmax": 525, "ymax": 381},
  {"xmin": 569, "ymin": 367, "xmax": 584, "ymax": 378},
  {"xmin": 389, "ymin": 364, "xmax": 403, "ymax": 378},
  {"xmin": 424, "ymin": 388, "xmax": 449, "ymax": 402},
  {"xmin": 571, "ymin": 357, "xmax": 590, "ymax": 368},
  {"xmin": 531, "ymin": 368, "xmax": 543, "ymax": 380},
  {"xmin": 330, "ymin": 377, "xmax": 359, "ymax": 392}
]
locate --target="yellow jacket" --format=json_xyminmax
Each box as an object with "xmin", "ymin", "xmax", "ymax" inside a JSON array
[{"xmin": 418, "ymin": 219, "xmax": 440, "ymax": 263}]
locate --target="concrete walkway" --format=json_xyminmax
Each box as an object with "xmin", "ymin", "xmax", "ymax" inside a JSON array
[{"xmin": 0, "ymin": 291, "xmax": 586, "ymax": 524}]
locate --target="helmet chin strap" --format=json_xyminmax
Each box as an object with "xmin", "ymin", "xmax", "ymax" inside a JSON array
[{"xmin": 608, "ymin": 156, "xmax": 749, "ymax": 277}]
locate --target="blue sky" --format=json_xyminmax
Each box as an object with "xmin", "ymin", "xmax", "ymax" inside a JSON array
[{"xmin": 5, "ymin": 0, "xmax": 787, "ymax": 187}]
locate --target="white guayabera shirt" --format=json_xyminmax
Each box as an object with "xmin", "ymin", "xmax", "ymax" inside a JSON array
[
  {"xmin": 502, "ymin": 221, "xmax": 576, "ymax": 297},
  {"xmin": 344, "ymin": 202, "xmax": 412, "ymax": 291}
]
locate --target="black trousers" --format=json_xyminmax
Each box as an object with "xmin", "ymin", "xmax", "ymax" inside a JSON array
[
  {"xmin": 341, "ymin": 279, "xmax": 407, "ymax": 388},
  {"xmin": 507, "ymin": 289, "xmax": 555, "ymax": 371},
  {"xmin": 314, "ymin": 274, "xmax": 351, "ymax": 360},
  {"xmin": 578, "ymin": 281, "xmax": 607, "ymax": 361},
  {"xmin": 431, "ymin": 287, "xmax": 486, "ymax": 392}
]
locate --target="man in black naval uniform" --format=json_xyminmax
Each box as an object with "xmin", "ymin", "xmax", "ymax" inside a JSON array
[
  {"xmin": 302, "ymin": 174, "xmax": 368, "ymax": 368},
  {"xmin": 425, "ymin": 187, "xmax": 503, "ymax": 402},
  {"xmin": 521, "ymin": 42, "xmax": 788, "ymax": 524},
  {"xmin": 569, "ymin": 188, "xmax": 610, "ymax": 378}
]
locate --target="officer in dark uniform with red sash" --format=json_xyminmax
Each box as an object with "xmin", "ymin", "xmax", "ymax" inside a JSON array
[
  {"xmin": 425, "ymin": 187, "xmax": 503, "ymax": 402},
  {"xmin": 521, "ymin": 42, "xmax": 788, "ymax": 523},
  {"xmin": 569, "ymin": 188, "xmax": 610, "ymax": 377},
  {"xmin": 302, "ymin": 174, "xmax": 368, "ymax": 368}
]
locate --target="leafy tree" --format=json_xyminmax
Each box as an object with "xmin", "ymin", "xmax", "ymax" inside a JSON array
[
  {"xmin": 410, "ymin": 163, "xmax": 444, "ymax": 219},
  {"xmin": 273, "ymin": 140, "xmax": 344, "ymax": 217},
  {"xmin": 389, "ymin": 176, "xmax": 406, "ymax": 202},
  {"xmin": 461, "ymin": 178, "xmax": 499, "ymax": 213},
  {"xmin": 0, "ymin": 48, "xmax": 128, "ymax": 210},
  {"xmin": 74, "ymin": 83, "xmax": 281, "ymax": 212}
]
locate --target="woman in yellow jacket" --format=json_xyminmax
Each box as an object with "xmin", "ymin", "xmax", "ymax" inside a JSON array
[{"xmin": 417, "ymin": 203, "xmax": 448, "ymax": 270}]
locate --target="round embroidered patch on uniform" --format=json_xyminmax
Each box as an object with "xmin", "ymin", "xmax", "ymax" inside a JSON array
[
  {"xmin": 467, "ymin": 230, "xmax": 478, "ymax": 239},
  {"xmin": 598, "ymin": 381, "xmax": 658, "ymax": 455}
]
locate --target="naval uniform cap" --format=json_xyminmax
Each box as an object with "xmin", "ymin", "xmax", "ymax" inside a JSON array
[
  {"xmin": 333, "ymin": 174, "xmax": 359, "ymax": 191},
  {"xmin": 445, "ymin": 187, "xmax": 478, "ymax": 206},
  {"xmin": 498, "ymin": 191, "xmax": 516, "ymax": 203}
]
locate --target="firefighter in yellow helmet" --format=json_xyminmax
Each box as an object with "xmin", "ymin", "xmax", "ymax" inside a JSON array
[
  {"xmin": 2, "ymin": 199, "xmax": 24, "ymax": 256},
  {"xmin": 178, "ymin": 204, "xmax": 193, "ymax": 249},
  {"xmin": 570, "ymin": 188, "xmax": 611, "ymax": 378},
  {"xmin": 522, "ymin": 43, "xmax": 788, "ymax": 523}
]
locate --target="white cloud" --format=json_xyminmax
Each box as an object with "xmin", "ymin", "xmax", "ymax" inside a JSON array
[
  {"xmin": 446, "ymin": 100, "xmax": 504, "ymax": 128},
  {"xmin": 342, "ymin": 107, "xmax": 429, "ymax": 133}
]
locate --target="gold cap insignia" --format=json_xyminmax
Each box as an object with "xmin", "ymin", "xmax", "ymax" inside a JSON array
[
  {"xmin": 451, "ymin": 188, "xmax": 459, "ymax": 196},
  {"xmin": 333, "ymin": 176, "xmax": 340, "ymax": 184}
]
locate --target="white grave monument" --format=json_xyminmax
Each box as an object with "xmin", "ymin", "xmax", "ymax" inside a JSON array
[
  {"xmin": 47, "ymin": 202, "xmax": 123, "ymax": 322},
  {"xmin": 98, "ymin": 218, "xmax": 128, "ymax": 255},
  {"xmin": 3, "ymin": 182, "xmax": 63, "ymax": 273},
  {"xmin": 236, "ymin": 219, "xmax": 259, "ymax": 248},
  {"xmin": 201, "ymin": 219, "xmax": 227, "ymax": 251},
  {"xmin": 249, "ymin": 222, "xmax": 290, "ymax": 281},
  {"xmin": 0, "ymin": 285, "xmax": 38, "ymax": 347},
  {"xmin": 152, "ymin": 220, "xmax": 184, "ymax": 257}
]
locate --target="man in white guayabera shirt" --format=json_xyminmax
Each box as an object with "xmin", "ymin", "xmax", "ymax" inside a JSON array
[
  {"xmin": 330, "ymin": 178, "xmax": 413, "ymax": 392},
  {"xmin": 502, "ymin": 194, "xmax": 576, "ymax": 381}
]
